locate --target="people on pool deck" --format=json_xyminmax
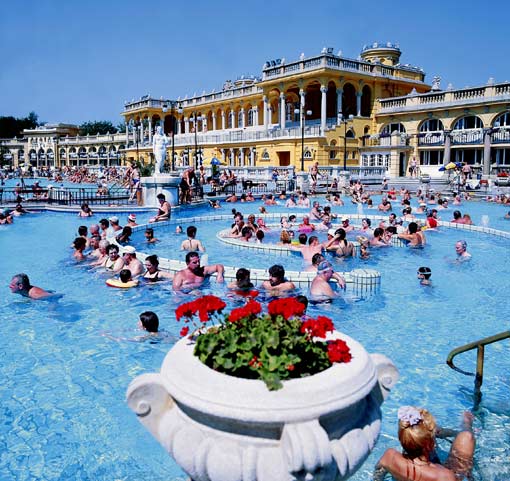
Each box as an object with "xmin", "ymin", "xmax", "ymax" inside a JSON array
[
  {"xmin": 310, "ymin": 261, "xmax": 345, "ymax": 299},
  {"xmin": 373, "ymin": 406, "xmax": 475, "ymax": 481},
  {"xmin": 101, "ymin": 244, "xmax": 125, "ymax": 273},
  {"xmin": 72, "ymin": 237, "xmax": 87, "ymax": 261},
  {"xmin": 122, "ymin": 246, "xmax": 144, "ymax": 277},
  {"xmin": 398, "ymin": 222, "xmax": 426, "ymax": 247},
  {"xmin": 139, "ymin": 311, "xmax": 159, "ymax": 333},
  {"xmin": 150, "ymin": 193, "xmax": 171, "ymax": 222},
  {"xmin": 172, "ymin": 251, "xmax": 225, "ymax": 291},
  {"xmin": 180, "ymin": 225, "xmax": 206, "ymax": 252},
  {"xmin": 261, "ymin": 264, "xmax": 296, "ymax": 296},
  {"xmin": 144, "ymin": 227, "xmax": 159, "ymax": 243},
  {"xmin": 9, "ymin": 273, "xmax": 54, "ymax": 300},
  {"xmin": 417, "ymin": 266, "xmax": 432, "ymax": 286},
  {"xmin": 143, "ymin": 254, "xmax": 173, "ymax": 282},
  {"xmin": 455, "ymin": 240, "xmax": 472, "ymax": 261}
]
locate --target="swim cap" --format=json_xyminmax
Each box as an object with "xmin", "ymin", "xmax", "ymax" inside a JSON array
[{"xmin": 317, "ymin": 261, "xmax": 333, "ymax": 273}]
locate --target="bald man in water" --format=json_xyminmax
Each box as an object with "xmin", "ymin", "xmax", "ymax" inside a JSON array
[{"xmin": 9, "ymin": 273, "xmax": 53, "ymax": 299}]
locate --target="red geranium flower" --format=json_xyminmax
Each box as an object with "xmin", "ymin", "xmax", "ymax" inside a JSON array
[
  {"xmin": 327, "ymin": 339, "xmax": 352, "ymax": 364},
  {"xmin": 180, "ymin": 326, "xmax": 190, "ymax": 337},
  {"xmin": 268, "ymin": 297, "xmax": 306, "ymax": 319},
  {"xmin": 300, "ymin": 315, "xmax": 334, "ymax": 338},
  {"xmin": 228, "ymin": 299, "xmax": 262, "ymax": 323}
]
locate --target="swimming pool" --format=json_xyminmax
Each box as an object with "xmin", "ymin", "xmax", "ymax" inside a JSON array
[{"xmin": 0, "ymin": 196, "xmax": 509, "ymax": 480}]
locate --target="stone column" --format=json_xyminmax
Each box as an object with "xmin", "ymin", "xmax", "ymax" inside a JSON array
[
  {"xmin": 212, "ymin": 113, "xmax": 217, "ymax": 131},
  {"xmin": 253, "ymin": 107, "xmax": 259, "ymax": 126},
  {"xmin": 184, "ymin": 117, "xmax": 190, "ymax": 134},
  {"xmin": 280, "ymin": 93, "xmax": 286, "ymax": 130},
  {"xmin": 443, "ymin": 131, "xmax": 451, "ymax": 165},
  {"xmin": 177, "ymin": 117, "xmax": 181, "ymax": 135},
  {"xmin": 148, "ymin": 118, "xmax": 153, "ymax": 143},
  {"xmin": 483, "ymin": 129, "xmax": 492, "ymax": 176},
  {"xmin": 221, "ymin": 148, "xmax": 226, "ymax": 163},
  {"xmin": 221, "ymin": 110, "xmax": 226, "ymax": 130},
  {"xmin": 250, "ymin": 147, "xmax": 255, "ymax": 166},
  {"xmin": 263, "ymin": 96, "xmax": 269, "ymax": 130},
  {"xmin": 239, "ymin": 148, "xmax": 245, "ymax": 166},
  {"xmin": 140, "ymin": 122, "xmax": 145, "ymax": 144},
  {"xmin": 320, "ymin": 86, "xmax": 327, "ymax": 133},
  {"xmin": 240, "ymin": 108, "xmax": 245, "ymax": 128},
  {"xmin": 356, "ymin": 92, "xmax": 362, "ymax": 117},
  {"xmin": 230, "ymin": 148, "xmax": 235, "ymax": 166},
  {"xmin": 336, "ymin": 88, "xmax": 343, "ymax": 125},
  {"xmin": 299, "ymin": 89, "xmax": 305, "ymax": 129}
]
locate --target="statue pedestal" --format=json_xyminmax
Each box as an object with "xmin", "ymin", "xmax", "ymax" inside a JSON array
[{"xmin": 141, "ymin": 175, "xmax": 181, "ymax": 207}]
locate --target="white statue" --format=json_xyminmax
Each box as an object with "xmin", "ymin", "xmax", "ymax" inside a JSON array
[{"xmin": 152, "ymin": 126, "xmax": 168, "ymax": 175}]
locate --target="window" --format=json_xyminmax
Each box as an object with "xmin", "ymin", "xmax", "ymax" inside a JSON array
[
  {"xmin": 381, "ymin": 123, "xmax": 406, "ymax": 135},
  {"xmin": 453, "ymin": 116, "xmax": 483, "ymax": 130},
  {"xmin": 304, "ymin": 149, "xmax": 312, "ymax": 159},
  {"xmin": 420, "ymin": 150, "xmax": 444, "ymax": 166},
  {"xmin": 419, "ymin": 119, "xmax": 444, "ymax": 132},
  {"xmin": 261, "ymin": 149, "xmax": 270, "ymax": 160}
]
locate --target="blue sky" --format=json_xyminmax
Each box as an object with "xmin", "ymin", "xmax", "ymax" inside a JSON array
[{"xmin": 1, "ymin": 0, "xmax": 509, "ymax": 126}]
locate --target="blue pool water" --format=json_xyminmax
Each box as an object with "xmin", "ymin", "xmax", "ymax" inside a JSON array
[{"xmin": 0, "ymin": 196, "xmax": 509, "ymax": 480}]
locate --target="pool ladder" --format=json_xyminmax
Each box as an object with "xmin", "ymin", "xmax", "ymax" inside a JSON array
[{"xmin": 446, "ymin": 330, "xmax": 510, "ymax": 407}]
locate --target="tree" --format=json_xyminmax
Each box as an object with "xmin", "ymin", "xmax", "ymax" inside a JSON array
[
  {"xmin": 79, "ymin": 121, "xmax": 118, "ymax": 136},
  {"xmin": 116, "ymin": 121, "xmax": 126, "ymax": 133},
  {"xmin": 0, "ymin": 111, "xmax": 39, "ymax": 139}
]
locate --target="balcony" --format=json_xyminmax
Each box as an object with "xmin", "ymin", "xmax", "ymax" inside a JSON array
[
  {"xmin": 418, "ymin": 131, "xmax": 445, "ymax": 146},
  {"xmin": 450, "ymin": 128, "xmax": 483, "ymax": 145},
  {"xmin": 361, "ymin": 134, "xmax": 410, "ymax": 149},
  {"xmin": 491, "ymin": 126, "xmax": 510, "ymax": 144},
  {"xmin": 378, "ymin": 82, "xmax": 510, "ymax": 114}
]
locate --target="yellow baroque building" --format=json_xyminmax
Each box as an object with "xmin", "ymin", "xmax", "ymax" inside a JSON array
[
  {"xmin": 121, "ymin": 43, "xmax": 429, "ymax": 175},
  {"xmin": 3, "ymin": 42, "xmax": 510, "ymax": 181}
]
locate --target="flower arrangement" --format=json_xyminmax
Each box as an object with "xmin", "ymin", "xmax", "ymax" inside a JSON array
[{"xmin": 176, "ymin": 295, "xmax": 352, "ymax": 390}]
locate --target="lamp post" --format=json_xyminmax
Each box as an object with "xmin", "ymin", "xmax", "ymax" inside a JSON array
[
  {"xmin": 295, "ymin": 108, "xmax": 312, "ymax": 172},
  {"xmin": 191, "ymin": 113, "xmax": 203, "ymax": 170},
  {"xmin": 339, "ymin": 114, "xmax": 354, "ymax": 171},
  {"xmin": 162, "ymin": 101, "xmax": 183, "ymax": 172}
]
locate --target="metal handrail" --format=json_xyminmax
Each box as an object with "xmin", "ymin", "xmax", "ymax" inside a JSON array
[{"xmin": 446, "ymin": 330, "xmax": 510, "ymax": 405}]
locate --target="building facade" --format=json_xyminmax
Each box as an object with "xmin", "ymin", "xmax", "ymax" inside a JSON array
[{"xmin": 2, "ymin": 42, "xmax": 509, "ymax": 179}]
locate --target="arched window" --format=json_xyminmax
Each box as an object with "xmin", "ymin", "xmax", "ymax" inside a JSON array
[
  {"xmin": 247, "ymin": 109, "xmax": 254, "ymax": 126},
  {"xmin": 304, "ymin": 149, "xmax": 313, "ymax": 159},
  {"xmin": 419, "ymin": 119, "xmax": 444, "ymax": 132},
  {"xmin": 453, "ymin": 116, "xmax": 483, "ymax": 130},
  {"xmin": 261, "ymin": 149, "xmax": 270, "ymax": 160},
  {"xmin": 381, "ymin": 123, "xmax": 406, "ymax": 135},
  {"xmin": 493, "ymin": 112, "xmax": 510, "ymax": 127},
  {"xmin": 361, "ymin": 85, "xmax": 372, "ymax": 117},
  {"xmin": 346, "ymin": 129, "xmax": 355, "ymax": 139}
]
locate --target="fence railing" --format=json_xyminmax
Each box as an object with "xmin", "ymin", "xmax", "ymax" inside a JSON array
[{"xmin": 0, "ymin": 187, "xmax": 131, "ymax": 206}]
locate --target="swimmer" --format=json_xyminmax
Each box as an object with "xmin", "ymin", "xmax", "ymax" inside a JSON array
[
  {"xmin": 374, "ymin": 407, "xmax": 475, "ymax": 481},
  {"xmin": 300, "ymin": 235, "xmax": 324, "ymax": 264},
  {"xmin": 298, "ymin": 215, "xmax": 315, "ymax": 233},
  {"xmin": 9, "ymin": 273, "xmax": 54, "ymax": 300},
  {"xmin": 261, "ymin": 264, "xmax": 295, "ymax": 296},
  {"xmin": 255, "ymin": 230, "xmax": 264, "ymax": 243},
  {"xmin": 310, "ymin": 261, "xmax": 345, "ymax": 299},
  {"xmin": 126, "ymin": 214, "xmax": 138, "ymax": 227},
  {"xmin": 176, "ymin": 225, "xmax": 183, "ymax": 234},
  {"xmin": 417, "ymin": 266, "xmax": 432, "ymax": 286},
  {"xmin": 101, "ymin": 244, "xmax": 125, "ymax": 273},
  {"xmin": 172, "ymin": 251, "xmax": 225, "ymax": 291},
  {"xmin": 78, "ymin": 202, "xmax": 93, "ymax": 217},
  {"xmin": 139, "ymin": 311, "xmax": 159, "ymax": 333},
  {"xmin": 180, "ymin": 225, "xmax": 205, "ymax": 252},
  {"xmin": 142, "ymin": 254, "xmax": 173, "ymax": 282},
  {"xmin": 149, "ymin": 193, "xmax": 171, "ymax": 222},
  {"xmin": 356, "ymin": 235, "xmax": 370, "ymax": 259},
  {"xmin": 398, "ymin": 222, "xmax": 426, "ymax": 247},
  {"xmin": 72, "ymin": 237, "xmax": 87, "ymax": 261},
  {"xmin": 106, "ymin": 268, "xmax": 139, "ymax": 288},
  {"xmin": 455, "ymin": 240, "xmax": 471, "ymax": 261},
  {"xmin": 144, "ymin": 228, "xmax": 159, "ymax": 244},
  {"xmin": 122, "ymin": 246, "xmax": 144, "ymax": 277},
  {"xmin": 227, "ymin": 267, "xmax": 259, "ymax": 298}
]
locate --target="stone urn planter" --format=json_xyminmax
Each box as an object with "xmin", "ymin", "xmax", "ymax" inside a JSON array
[{"xmin": 126, "ymin": 331, "xmax": 398, "ymax": 481}]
